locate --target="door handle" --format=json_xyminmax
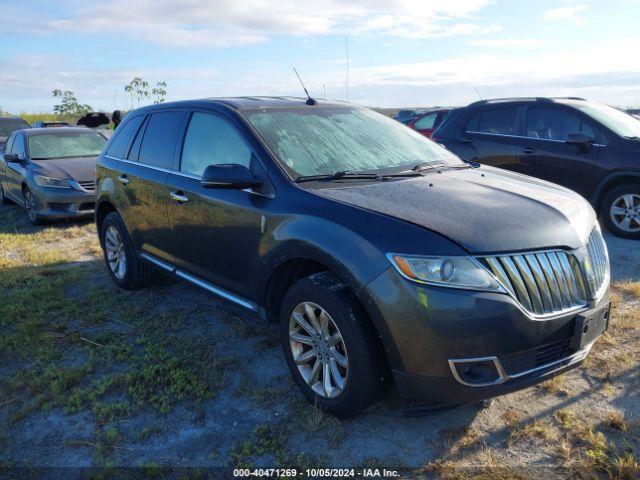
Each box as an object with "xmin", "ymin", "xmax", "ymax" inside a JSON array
[
  {"xmin": 117, "ymin": 175, "xmax": 130, "ymax": 185},
  {"xmin": 170, "ymin": 191, "xmax": 189, "ymax": 203},
  {"xmin": 521, "ymin": 147, "xmax": 535, "ymax": 155},
  {"xmin": 462, "ymin": 136, "xmax": 473, "ymax": 144}
]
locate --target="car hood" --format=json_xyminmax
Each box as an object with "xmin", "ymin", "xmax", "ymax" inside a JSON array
[
  {"xmin": 31, "ymin": 156, "xmax": 97, "ymax": 183},
  {"xmin": 311, "ymin": 166, "xmax": 596, "ymax": 254}
]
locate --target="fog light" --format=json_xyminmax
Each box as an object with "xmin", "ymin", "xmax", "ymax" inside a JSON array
[{"xmin": 449, "ymin": 357, "xmax": 506, "ymax": 387}]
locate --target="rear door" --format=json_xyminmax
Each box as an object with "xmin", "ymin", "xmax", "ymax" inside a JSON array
[
  {"xmin": 104, "ymin": 110, "xmax": 187, "ymax": 262},
  {"xmin": 454, "ymin": 106, "xmax": 522, "ymax": 172},
  {"xmin": 165, "ymin": 110, "xmax": 271, "ymax": 298},
  {"xmin": 518, "ymin": 106, "xmax": 603, "ymax": 197}
]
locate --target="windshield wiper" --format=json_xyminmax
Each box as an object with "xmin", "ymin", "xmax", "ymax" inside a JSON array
[
  {"xmin": 295, "ymin": 171, "xmax": 381, "ymax": 183},
  {"xmin": 411, "ymin": 162, "xmax": 445, "ymax": 172},
  {"xmin": 624, "ymin": 136, "xmax": 640, "ymax": 141}
]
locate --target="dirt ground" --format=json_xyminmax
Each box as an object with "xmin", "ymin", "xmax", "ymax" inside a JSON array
[{"xmin": 0, "ymin": 200, "xmax": 638, "ymax": 479}]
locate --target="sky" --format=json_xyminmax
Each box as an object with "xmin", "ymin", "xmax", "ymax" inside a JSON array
[{"xmin": 2, "ymin": 0, "xmax": 640, "ymax": 113}]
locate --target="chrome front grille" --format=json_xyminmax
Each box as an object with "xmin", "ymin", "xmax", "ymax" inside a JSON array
[
  {"xmin": 77, "ymin": 181, "xmax": 96, "ymax": 192},
  {"xmin": 585, "ymin": 227, "xmax": 609, "ymax": 300},
  {"xmin": 479, "ymin": 250, "xmax": 588, "ymax": 317},
  {"xmin": 478, "ymin": 227, "xmax": 610, "ymax": 318}
]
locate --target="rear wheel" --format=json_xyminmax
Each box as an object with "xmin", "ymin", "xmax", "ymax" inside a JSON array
[
  {"xmin": 100, "ymin": 211, "xmax": 154, "ymax": 290},
  {"xmin": 23, "ymin": 187, "xmax": 40, "ymax": 225},
  {"xmin": 280, "ymin": 272, "xmax": 387, "ymax": 418},
  {"xmin": 600, "ymin": 184, "xmax": 640, "ymax": 239}
]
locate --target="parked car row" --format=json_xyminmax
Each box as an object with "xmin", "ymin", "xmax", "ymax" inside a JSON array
[{"xmin": 0, "ymin": 96, "xmax": 622, "ymax": 418}]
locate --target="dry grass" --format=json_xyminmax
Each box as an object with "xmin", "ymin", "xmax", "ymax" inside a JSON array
[
  {"xmin": 605, "ymin": 410, "xmax": 628, "ymax": 432},
  {"xmin": 616, "ymin": 281, "xmax": 640, "ymax": 299},
  {"xmin": 508, "ymin": 420, "xmax": 556, "ymax": 446}
]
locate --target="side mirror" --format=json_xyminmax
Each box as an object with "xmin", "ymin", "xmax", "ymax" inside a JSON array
[
  {"xmin": 201, "ymin": 164, "xmax": 263, "ymax": 190},
  {"xmin": 3, "ymin": 153, "xmax": 20, "ymax": 163},
  {"xmin": 566, "ymin": 132, "xmax": 591, "ymax": 152}
]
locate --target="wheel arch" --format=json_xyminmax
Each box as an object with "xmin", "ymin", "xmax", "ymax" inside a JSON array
[
  {"xmin": 592, "ymin": 172, "xmax": 640, "ymax": 210},
  {"xmin": 95, "ymin": 200, "xmax": 118, "ymax": 240}
]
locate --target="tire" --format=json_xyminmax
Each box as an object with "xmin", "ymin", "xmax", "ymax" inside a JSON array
[
  {"xmin": 22, "ymin": 187, "xmax": 41, "ymax": 225},
  {"xmin": 100, "ymin": 211, "xmax": 153, "ymax": 290},
  {"xmin": 280, "ymin": 272, "xmax": 387, "ymax": 418},
  {"xmin": 600, "ymin": 183, "xmax": 640, "ymax": 239}
]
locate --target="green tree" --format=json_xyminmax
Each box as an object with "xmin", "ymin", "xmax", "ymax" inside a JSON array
[
  {"xmin": 151, "ymin": 81, "xmax": 167, "ymax": 104},
  {"xmin": 124, "ymin": 77, "xmax": 149, "ymax": 108},
  {"xmin": 51, "ymin": 90, "xmax": 93, "ymax": 116}
]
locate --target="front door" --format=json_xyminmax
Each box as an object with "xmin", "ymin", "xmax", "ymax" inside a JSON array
[
  {"xmin": 518, "ymin": 106, "xmax": 603, "ymax": 197},
  {"xmin": 5, "ymin": 133, "xmax": 28, "ymax": 202},
  {"xmin": 165, "ymin": 111, "xmax": 271, "ymax": 298}
]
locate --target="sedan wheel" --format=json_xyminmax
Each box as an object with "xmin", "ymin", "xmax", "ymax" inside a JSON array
[
  {"xmin": 105, "ymin": 225, "xmax": 127, "ymax": 280},
  {"xmin": 23, "ymin": 189, "xmax": 38, "ymax": 224},
  {"xmin": 289, "ymin": 301, "xmax": 349, "ymax": 399},
  {"xmin": 609, "ymin": 193, "xmax": 640, "ymax": 234}
]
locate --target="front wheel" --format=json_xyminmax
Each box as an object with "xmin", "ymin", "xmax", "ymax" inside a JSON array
[
  {"xmin": 280, "ymin": 272, "xmax": 387, "ymax": 418},
  {"xmin": 600, "ymin": 184, "xmax": 640, "ymax": 239},
  {"xmin": 23, "ymin": 187, "xmax": 40, "ymax": 225},
  {"xmin": 100, "ymin": 211, "xmax": 154, "ymax": 290}
]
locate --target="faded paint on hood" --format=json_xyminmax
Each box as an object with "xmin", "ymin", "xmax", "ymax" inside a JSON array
[
  {"xmin": 31, "ymin": 156, "xmax": 97, "ymax": 183},
  {"xmin": 310, "ymin": 166, "xmax": 595, "ymax": 254}
]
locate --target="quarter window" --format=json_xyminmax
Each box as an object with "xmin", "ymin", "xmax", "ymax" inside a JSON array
[
  {"xmin": 180, "ymin": 112, "xmax": 252, "ymax": 177},
  {"xmin": 525, "ymin": 107, "xmax": 596, "ymax": 141},
  {"xmin": 138, "ymin": 111, "xmax": 185, "ymax": 169},
  {"xmin": 466, "ymin": 107, "xmax": 517, "ymax": 135},
  {"xmin": 413, "ymin": 113, "xmax": 437, "ymax": 130},
  {"xmin": 106, "ymin": 114, "xmax": 145, "ymax": 159}
]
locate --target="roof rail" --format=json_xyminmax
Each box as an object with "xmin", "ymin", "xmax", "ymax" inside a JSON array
[{"xmin": 468, "ymin": 96, "xmax": 586, "ymax": 107}]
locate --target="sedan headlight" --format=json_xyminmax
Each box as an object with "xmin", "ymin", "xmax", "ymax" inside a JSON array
[
  {"xmin": 387, "ymin": 254, "xmax": 505, "ymax": 292},
  {"xmin": 33, "ymin": 174, "xmax": 72, "ymax": 189}
]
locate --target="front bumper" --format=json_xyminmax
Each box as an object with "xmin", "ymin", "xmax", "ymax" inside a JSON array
[
  {"xmin": 31, "ymin": 186, "xmax": 95, "ymax": 219},
  {"xmin": 364, "ymin": 267, "xmax": 610, "ymax": 405}
]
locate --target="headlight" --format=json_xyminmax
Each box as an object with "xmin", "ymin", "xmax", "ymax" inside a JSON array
[
  {"xmin": 387, "ymin": 254, "xmax": 505, "ymax": 292},
  {"xmin": 33, "ymin": 174, "xmax": 72, "ymax": 189}
]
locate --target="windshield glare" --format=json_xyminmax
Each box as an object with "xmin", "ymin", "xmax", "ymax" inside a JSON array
[
  {"xmin": 28, "ymin": 132, "xmax": 106, "ymax": 160},
  {"xmin": 245, "ymin": 107, "xmax": 463, "ymax": 177},
  {"xmin": 577, "ymin": 102, "xmax": 640, "ymax": 138}
]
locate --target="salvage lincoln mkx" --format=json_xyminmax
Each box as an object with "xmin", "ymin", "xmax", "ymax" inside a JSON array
[{"xmin": 95, "ymin": 97, "xmax": 611, "ymax": 417}]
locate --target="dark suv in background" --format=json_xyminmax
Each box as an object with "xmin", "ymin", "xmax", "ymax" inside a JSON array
[
  {"xmin": 433, "ymin": 98, "xmax": 640, "ymax": 239},
  {"xmin": 96, "ymin": 98, "xmax": 610, "ymax": 417}
]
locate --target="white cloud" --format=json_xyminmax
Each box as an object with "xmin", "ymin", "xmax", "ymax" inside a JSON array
[
  {"xmin": 6, "ymin": 0, "xmax": 496, "ymax": 47},
  {"xmin": 471, "ymin": 38, "xmax": 547, "ymax": 48},
  {"xmin": 543, "ymin": 4, "xmax": 587, "ymax": 26}
]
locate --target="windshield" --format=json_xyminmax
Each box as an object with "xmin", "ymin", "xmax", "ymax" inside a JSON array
[
  {"xmin": 576, "ymin": 102, "xmax": 640, "ymax": 138},
  {"xmin": 28, "ymin": 132, "xmax": 107, "ymax": 160},
  {"xmin": 244, "ymin": 107, "xmax": 463, "ymax": 177},
  {"xmin": 0, "ymin": 118, "xmax": 29, "ymax": 137}
]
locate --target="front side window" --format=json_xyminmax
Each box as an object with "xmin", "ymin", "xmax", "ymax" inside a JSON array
[
  {"xmin": 525, "ymin": 107, "xmax": 595, "ymax": 141},
  {"xmin": 576, "ymin": 102, "xmax": 640, "ymax": 139},
  {"xmin": 138, "ymin": 111, "xmax": 185, "ymax": 169},
  {"xmin": 180, "ymin": 112, "xmax": 252, "ymax": 176},
  {"xmin": 244, "ymin": 107, "xmax": 461, "ymax": 177},
  {"xmin": 3, "ymin": 134, "xmax": 15, "ymax": 154},
  {"xmin": 413, "ymin": 113, "xmax": 437, "ymax": 130},
  {"xmin": 27, "ymin": 132, "xmax": 106, "ymax": 160},
  {"xmin": 467, "ymin": 107, "xmax": 517, "ymax": 135},
  {"xmin": 106, "ymin": 114, "xmax": 145, "ymax": 159}
]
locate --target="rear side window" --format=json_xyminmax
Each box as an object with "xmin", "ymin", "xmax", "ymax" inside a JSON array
[
  {"xmin": 413, "ymin": 113, "xmax": 437, "ymax": 130},
  {"xmin": 467, "ymin": 107, "xmax": 517, "ymax": 135},
  {"xmin": 180, "ymin": 112, "xmax": 252, "ymax": 176},
  {"xmin": 138, "ymin": 111, "xmax": 185, "ymax": 169},
  {"xmin": 106, "ymin": 115, "xmax": 145, "ymax": 159},
  {"xmin": 525, "ymin": 107, "xmax": 596, "ymax": 141}
]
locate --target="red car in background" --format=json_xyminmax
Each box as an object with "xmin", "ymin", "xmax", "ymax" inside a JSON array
[{"xmin": 408, "ymin": 108, "xmax": 451, "ymax": 138}]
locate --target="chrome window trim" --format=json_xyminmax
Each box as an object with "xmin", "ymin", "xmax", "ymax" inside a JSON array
[
  {"xmin": 449, "ymin": 342, "xmax": 593, "ymax": 388},
  {"xmin": 464, "ymin": 130, "xmax": 606, "ymax": 147},
  {"xmin": 139, "ymin": 252, "xmax": 257, "ymax": 311},
  {"xmin": 104, "ymin": 154, "xmax": 275, "ymax": 198}
]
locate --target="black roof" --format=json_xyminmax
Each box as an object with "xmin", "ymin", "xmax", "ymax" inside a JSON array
[
  {"xmin": 132, "ymin": 96, "xmax": 353, "ymax": 113},
  {"xmin": 468, "ymin": 97, "xmax": 587, "ymax": 108},
  {"xmin": 20, "ymin": 127, "xmax": 101, "ymax": 136}
]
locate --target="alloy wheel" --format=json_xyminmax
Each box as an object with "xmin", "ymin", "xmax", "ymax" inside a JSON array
[
  {"xmin": 289, "ymin": 301, "xmax": 349, "ymax": 399},
  {"xmin": 610, "ymin": 193, "xmax": 640, "ymax": 233},
  {"xmin": 105, "ymin": 226, "xmax": 127, "ymax": 280},
  {"xmin": 24, "ymin": 190, "xmax": 37, "ymax": 222}
]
